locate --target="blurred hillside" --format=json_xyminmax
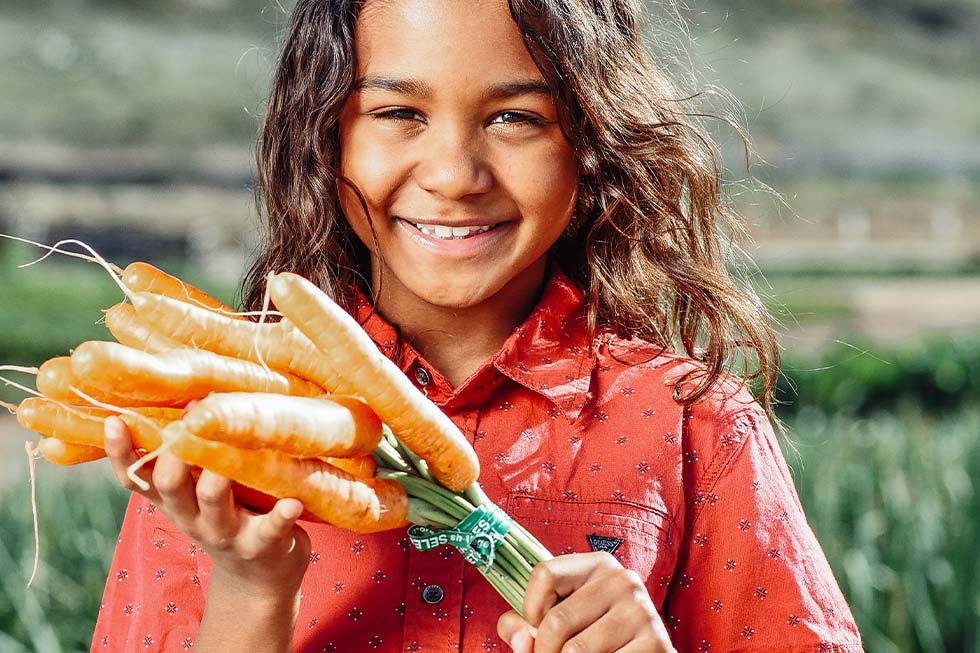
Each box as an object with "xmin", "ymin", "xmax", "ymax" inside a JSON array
[
  {"xmin": 0, "ymin": 0, "xmax": 978, "ymax": 325},
  {"xmin": 2, "ymin": 0, "xmax": 978, "ymax": 172}
]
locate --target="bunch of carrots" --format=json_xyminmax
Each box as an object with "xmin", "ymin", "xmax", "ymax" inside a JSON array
[{"xmin": 5, "ymin": 239, "xmax": 551, "ymax": 614}]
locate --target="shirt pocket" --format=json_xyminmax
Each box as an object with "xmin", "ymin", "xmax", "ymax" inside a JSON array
[{"xmin": 505, "ymin": 494, "xmax": 678, "ymax": 597}]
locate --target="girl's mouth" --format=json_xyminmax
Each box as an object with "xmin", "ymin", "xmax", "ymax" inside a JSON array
[
  {"xmin": 401, "ymin": 220, "xmax": 504, "ymax": 240},
  {"xmin": 394, "ymin": 217, "xmax": 511, "ymax": 256}
]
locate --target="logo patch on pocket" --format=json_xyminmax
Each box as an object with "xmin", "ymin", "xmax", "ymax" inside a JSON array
[{"xmin": 587, "ymin": 533, "xmax": 624, "ymax": 555}]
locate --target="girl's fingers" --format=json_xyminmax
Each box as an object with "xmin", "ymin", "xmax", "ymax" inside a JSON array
[
  {"xmin": 103, "ymin": 416, "xmax": 161, "ymax": 503},
  {"xmin": 556, "ymin": 610, "xmax": 638, "ymax": 653},
  {"xmin": 523, "ymin": 552, "xmax": 619, "ymax": 626},
  {"xmin": 253, "ymin": 498, "xmax": 304, "ymax": 547},
  {"xmin": 615, "ymin": 638, "xmax": 676, "ymax": 653},
  {"xmin": 532, "ymin": 576, "xmax": 613, "ymax": 653},
  {"xmin": 152, "ymin": 450, "xmax": 202, "ymax": 527},
  {"xmin": 496, "ymin": 610, "xmax": 536, "ymax": 653},
  {"xmin": 193, "ymin": 469, "xmax": 239, "ymax": 545}
]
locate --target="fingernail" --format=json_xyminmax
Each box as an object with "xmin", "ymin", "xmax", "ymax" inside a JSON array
[
  {"xmin": 279, "ymin": 500, "xmax": 302, "ymax": 520},
  {"xmin": 509, "ymin": 628, "xmax": 533, "ymax": 653}
]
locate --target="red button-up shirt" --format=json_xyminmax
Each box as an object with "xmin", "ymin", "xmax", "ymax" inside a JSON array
[{"xmin": 92, "ymin": 271, "xmax": 863, "ymax": 652}]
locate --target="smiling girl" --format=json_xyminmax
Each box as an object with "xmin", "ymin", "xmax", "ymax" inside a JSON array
[{"xmin": 94, "ymin": 1, "xmax": 863, "ymax": 651}]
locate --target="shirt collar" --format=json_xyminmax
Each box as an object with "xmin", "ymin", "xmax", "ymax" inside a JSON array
[{"xmin": 352, "ymin": 270, "xmax": 598, "ymax": 422}]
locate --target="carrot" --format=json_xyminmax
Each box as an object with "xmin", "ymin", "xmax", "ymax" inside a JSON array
[
  {"xmin": 36, "ymin": 438, "xmax": 107, "ymax": 465},
  {"xmin": 162, "ymin": 422, "xmax": 408, "ymax": 533},
  {"xmin": 181, "ymin": 392, "xmax": 382, "ymax": 458},
  {"xmin": 324, "ymin": 455, "xmax": 377, "ymax": 479},
  {"xmin": 35, "ymin": 357, "xmax": 80, "ymax": 402},
  {"xmin": 128, "ymin": 291, "xmax": 330, "ymax": 384},
  {"xmin": 35, "ymin": 356, "xmax": 138, "ymax": 406},
  {"xmin": 16, "ymin": 398, "xmax": 177, "ymax": 452},
  {"xmin": 103, "ymin": 302, "xmax": 182, "ymax": 353},
  {"xmin": 121, "ymin": 261, "xmax": 241, "ymax": 318},
  {"xmin": 267, "ymin": 272, "xmax": 480, "ymax": 492},
  {"xmin": 69, "ymin": 340, "xmax": 323, "ymax": 407}
]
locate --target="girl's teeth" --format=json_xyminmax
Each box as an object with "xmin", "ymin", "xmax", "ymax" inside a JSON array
[{"xmin": 412, "ymin": 223, "xmax": 495, "ymax": 239}]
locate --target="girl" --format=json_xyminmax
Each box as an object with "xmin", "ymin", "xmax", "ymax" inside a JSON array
[{"xmin": 95, "ymin": 0, "xmax": 864, "ymax": 651}]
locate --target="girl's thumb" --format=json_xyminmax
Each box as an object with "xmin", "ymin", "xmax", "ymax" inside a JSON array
[
  {"xmin": 497, "ymin": 609, "xmax": 536, "ymax": 653},
  {"xmin": 509, "ymin": 627, "xmax": 535, "ymax": 653}
]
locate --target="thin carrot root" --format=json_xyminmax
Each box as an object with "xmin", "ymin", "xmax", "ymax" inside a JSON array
[
  {"xmin": 0, "ymin": 233, "xmax": 125, "ymax": 274},
  {"xmin": 24, "ymin": 441, "xmax": 40, "ymax": 588},
  {"xmin": 163, "ymin": 422, "xmax": 408, "ymax": 533},
  {"xmin": 181, "ymin": 392, "xmax": 382, "ymax": 458},
  {"xmin": 267, "ymin": 272, "xmax": 480, "ymax": 492}
]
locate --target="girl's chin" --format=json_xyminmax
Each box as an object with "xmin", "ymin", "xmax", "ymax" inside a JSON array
[{"xmin": 382, "ymin": 269, "xmax": 503, "ymax": 310}]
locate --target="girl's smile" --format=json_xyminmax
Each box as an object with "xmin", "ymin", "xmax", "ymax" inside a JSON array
[{"xmin": 337, "ymin": 0, "xmax": 581, "ymax": 319}]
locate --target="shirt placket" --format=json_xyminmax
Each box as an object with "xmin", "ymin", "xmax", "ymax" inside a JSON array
[{"xmin": 400, "ymin": 544, "xmax": 466, "ymax": 652}]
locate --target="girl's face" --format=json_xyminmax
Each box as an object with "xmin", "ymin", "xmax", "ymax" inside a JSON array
[{"xmin": 338, "ymin": 0, "xmax": 580, "ymax": 314}]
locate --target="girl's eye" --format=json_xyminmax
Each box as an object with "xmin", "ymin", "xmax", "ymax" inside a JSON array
[
  {"xmin": 372, "ymin": 108, "xmax": 422, "ymax": 123},
  {"xmin": 490, "ymin": 111, "xmax": 545, "ymax": 127}
]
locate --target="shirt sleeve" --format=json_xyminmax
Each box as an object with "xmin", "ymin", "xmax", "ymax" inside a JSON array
[
  {"xmin": 91, "ymin": 494, "xmax": 208, "ymax": 652},
  {"xmin": 663, "ymin": 400, "xmax": 864, "ymax": 653}
]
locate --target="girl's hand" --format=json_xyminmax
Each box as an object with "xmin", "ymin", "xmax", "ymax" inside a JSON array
[
  {"xmin": 497, "ymin": 552, "xmax": 676, "ymax": 653},
  {"xmin": 102, "ymin": 416, "xmax": 312, "ymax": 600}
]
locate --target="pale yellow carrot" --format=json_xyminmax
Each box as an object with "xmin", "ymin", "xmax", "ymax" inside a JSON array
[
  {"xmin": 268, "ymin": 272, "xmax": 479, "ymax": 492},
  {"xmin": 104, "ymin": 302, "xmax": 182, "ymax": 353},
  {"xmin": 181, "ymin": 392, "xmax": 382, "ymax": 458}
]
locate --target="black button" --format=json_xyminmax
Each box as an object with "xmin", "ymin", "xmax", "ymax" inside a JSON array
[
  {"xmin": 414, "ymin": 366, "xmax": 432, "ymax": 387},
  {"xmin": 421, "ymin": 584, "xmax": 444, "ymax": 605}
]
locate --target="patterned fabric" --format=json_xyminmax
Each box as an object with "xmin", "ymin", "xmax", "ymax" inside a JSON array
[{"xmin": 91, "ymin": 271, "xmax": 864, "ymax": 652}]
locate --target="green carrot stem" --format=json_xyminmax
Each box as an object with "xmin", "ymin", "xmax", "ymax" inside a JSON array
[{"xmin": 405, "ymin": 498, "xmax": 457, "ymax": 529}]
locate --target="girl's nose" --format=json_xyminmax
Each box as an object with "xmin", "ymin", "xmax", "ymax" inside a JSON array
[{"xmin": 414, "ymin": 127, "xmax": 493, "ymax": 200}]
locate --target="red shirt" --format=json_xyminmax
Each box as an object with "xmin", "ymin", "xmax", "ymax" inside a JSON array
[{"xmin": 92, "ymin": 271, "xmax": 863, "ymax": 652}]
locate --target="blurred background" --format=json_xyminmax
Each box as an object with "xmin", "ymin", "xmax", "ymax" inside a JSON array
[{"xmin": 0, "ymin": 1, "xmax": 978, "ymax": 651}]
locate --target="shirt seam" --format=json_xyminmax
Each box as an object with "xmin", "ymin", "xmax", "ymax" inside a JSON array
[{"xmin": 684, "ymin": 405, "xmax": 761, "ymax": 528}]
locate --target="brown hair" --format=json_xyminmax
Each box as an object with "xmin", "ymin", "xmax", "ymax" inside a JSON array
[{"xmin": 242, "ymin": 0, "xmax": 780, "ymax": 407}]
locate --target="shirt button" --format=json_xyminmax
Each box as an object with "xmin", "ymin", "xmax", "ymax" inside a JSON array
[
  {"xmin": 421, "ymin": 584, "xmax": 444, "ymax": 605},
  {"xmin": 414, "ymin": 366, "xmax": 432, "ymax": 387}
]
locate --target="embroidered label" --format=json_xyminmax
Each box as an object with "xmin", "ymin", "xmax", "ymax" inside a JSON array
[{"xmin": 587, "ymin": 533, "xmax": 624, "ymax": 555}]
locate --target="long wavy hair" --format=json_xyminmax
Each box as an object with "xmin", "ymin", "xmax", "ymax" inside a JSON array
[{"xmin": 242, "ymin": 0, "xmax": 780, "ymax": 407}]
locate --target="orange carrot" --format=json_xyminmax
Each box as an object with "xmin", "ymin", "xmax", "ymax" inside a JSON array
[
  {"xmin": 36, "ymin": 438, "xmax": 106, "ymax": 465},
  {"xmin": 324, "ymin": 455, "xmax": 377, "ymax": 479},
  {"xmin": 104, "ymin": 302, "xmax": 182, "ymax": 353},
  {"xmin": 35, "ymin": 357, "xmax": 80, "ymax": 402},
  {"xmin": 181, "ymin": 392, "xmax": 382, "ymax": 458},
  {"xmin": 163, "ymin": 422, "xmax": 408, "ymax": 533},
  {"xmin": 122, "ymin": 261, "xmax": 241, "ymax": 318},
  {"xmin": 69, "ymin": 341, "xmax": 323, "ymax": 407},
  {"xmin": 16, "ymin": 398, "xmax": 177, "ymax": 452},
  {"xmin": 268, "ymin": 272, "xmax": 480, "ymax": 492},
  {"xmin": 35, "ymin": 356, "xmax": 136, "ymax": 406}
]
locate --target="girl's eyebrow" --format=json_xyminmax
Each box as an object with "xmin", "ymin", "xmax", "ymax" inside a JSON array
[{"xmin": 353, "ymin": 75, "xmax": 552, "ymax": 102}]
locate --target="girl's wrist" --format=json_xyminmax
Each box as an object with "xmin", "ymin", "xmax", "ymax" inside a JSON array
[{"xmin": 207, "ymin": 567, "xmax": 304, "ymax": 612}]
